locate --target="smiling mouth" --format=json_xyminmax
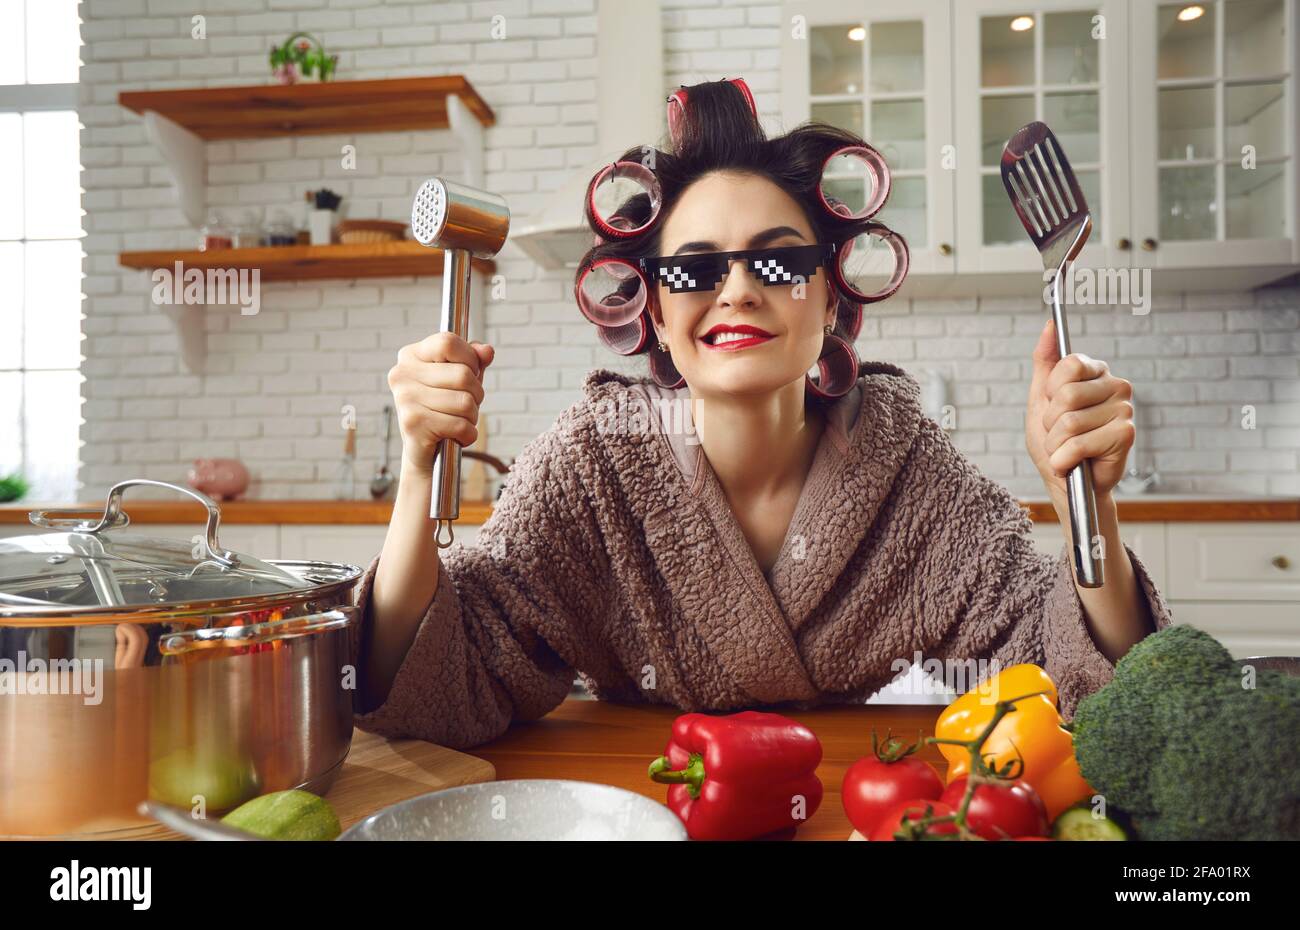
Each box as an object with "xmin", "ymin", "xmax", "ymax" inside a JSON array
[{"xmin": 701, "ymin": 329, "xmax": 776, "ymax": 351}]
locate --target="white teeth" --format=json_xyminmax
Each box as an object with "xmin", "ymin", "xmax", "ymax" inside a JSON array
[{"xmin": 708, "ymin": 331, "xmax": 766, "ymax": 345}]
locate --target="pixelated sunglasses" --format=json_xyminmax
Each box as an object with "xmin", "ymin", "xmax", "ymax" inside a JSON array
[{"xmin": 638, "ymin": 244, "xmax": 834, "ymax": 295}]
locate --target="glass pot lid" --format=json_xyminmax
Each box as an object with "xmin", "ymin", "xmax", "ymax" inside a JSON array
[{"xmin": 0, "ymin": 479, "xmax": 307, "ymax": 609}]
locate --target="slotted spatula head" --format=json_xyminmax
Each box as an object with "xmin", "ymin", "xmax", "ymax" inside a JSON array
[{"xmin": 1001, "ymin": 121, "xmax": 1092, "ymax": 271}]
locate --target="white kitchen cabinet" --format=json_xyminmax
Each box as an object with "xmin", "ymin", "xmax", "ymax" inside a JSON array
[
  {"xmin": 279, "ymin": 523, "xmax": 482, "ymax": 567},
  {"xmin": 781, "ymin": 0, "xmax": 1300, "ymax": 292},
  {"xmin": 1030, "ymin": 520, "xmax": 1298, "ymax": 656},
  {"xmin": 121, "ymin": 523, "xmax": 281, "ymax": 562},
  {"xmin": 1029, "ymin": 520, "xmax": 1168, "ymax": 590},
  {"xmin": 954, "ymin": 0, "xmax": 1132, "ymax": 274},
  {"xmin": 1158, "ymin": 600, "xmax": 1300, "ymax": 655},
  {"xmin": 0, "ymin": 521, "xmax": 484, "ymax": 570},
  {"xmin": 0, "ymin": 522, "xmax": 284, "ymax": 555},
  {"xmin": 782, "ymin": 0, "xmax": 957, "ymax": 275},
  {"xmin": 278, "ymin": 525, "xmax": 389, "ymax": 569},
  {"xmin": 1130, "ymin": 0, "xmax": 1298, "ymax": 272},
  {"xmin": 1165, "ymin": 521, "xmax": 1300, "ymax": 600}
]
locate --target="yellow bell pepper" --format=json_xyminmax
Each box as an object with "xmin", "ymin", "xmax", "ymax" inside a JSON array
[{"xmin": 934, "ymin": 664, "xmax": 1095, "ymax": 822}]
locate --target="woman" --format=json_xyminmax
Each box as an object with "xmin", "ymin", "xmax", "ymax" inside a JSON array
[{"xmin": 353, "ymin": 79, "xmax": 1171, "ymax": 750}]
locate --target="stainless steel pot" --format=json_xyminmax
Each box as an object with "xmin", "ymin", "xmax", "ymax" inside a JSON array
[{"xmin": 0, "ymin": 479, "xmax": 365, "ymax": 837}]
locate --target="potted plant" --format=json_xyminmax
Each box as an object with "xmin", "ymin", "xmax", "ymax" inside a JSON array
[
  {"xmin": 0, "ymin": 473, "xmax": 30, "ymax": 504},
  {"xmin": 269, "ymin": 33, "xmax": 338, "ymax": 85}
]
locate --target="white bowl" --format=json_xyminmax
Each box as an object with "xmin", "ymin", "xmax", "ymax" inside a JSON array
[{"xmin": 339, "ymin": 779, "xmax": 687, "ymax": 841}]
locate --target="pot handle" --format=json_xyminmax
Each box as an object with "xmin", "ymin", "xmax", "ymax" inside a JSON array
[
  {"xmin": 159, "ymin": 607, "xmax": 357, "ymax": 656},
  {"xmin": 29, "ymin": 478, "xmax": 238, "ymax": 569}
]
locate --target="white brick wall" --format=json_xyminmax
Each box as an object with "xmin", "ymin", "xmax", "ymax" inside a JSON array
[{"xmin": 77, "ymin": 0, "xmax": 1300, "ymax": 500}]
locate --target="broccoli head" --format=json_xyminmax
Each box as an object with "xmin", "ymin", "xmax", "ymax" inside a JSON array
[
  {"xmin": 1072, "ymin": 626, "xmax": 1235, "ymax": 813},
  {"xmin": 1072, "ymin": 625, "xmax": 1300, "ymax": 840}
]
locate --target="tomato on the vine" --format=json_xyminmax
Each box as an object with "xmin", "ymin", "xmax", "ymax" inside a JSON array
[
  {"xmin": 842, "ymin": 731, "xmax": 944, "ymax": 836},
  {"xmin": 939, "ymin": 776, "xmax": 1049, "ymax": 840},
  {"xmin": 869, "ymin": 799, "xmax": 959, "ymax": 841}
]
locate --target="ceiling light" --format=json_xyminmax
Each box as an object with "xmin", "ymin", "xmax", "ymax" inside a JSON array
[
  {"xmin": 1177, "ymin": 5, "xmax": 1205, "ymax": 21},
  {"xmin": 1010, "ymin": 15, "xmax": 1034, "ymax": 31},
  {"xmin": 847, "ymin": 26, "xmax": 865, "ymax": 41}
]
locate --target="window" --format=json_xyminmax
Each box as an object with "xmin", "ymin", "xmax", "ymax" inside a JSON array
[{"xmin": 0, "ymin": 0, "xmax": 83, "ymax": 501}]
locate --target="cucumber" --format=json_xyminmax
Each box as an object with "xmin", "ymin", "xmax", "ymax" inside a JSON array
[
  {"xmin": 222, "ymin": 789, "xmax": 341, "ymax": 841},
  {"xmin": 1052, "ymin": 804, "xmax": 1129, "ymax": 841}
]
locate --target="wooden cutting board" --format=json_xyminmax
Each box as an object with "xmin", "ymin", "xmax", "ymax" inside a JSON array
[
  {"xmin": 23, "ymin": 729, "xmax": 496, "ymax": 841},
  {"xmin": 324, "ymin": 728, "xmax": 496, "ymax": 831}
]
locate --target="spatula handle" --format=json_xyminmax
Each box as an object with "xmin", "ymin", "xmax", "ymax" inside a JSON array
[
  {"xmin": 1065, "ymin": 459, "xmax": 1104, "ymax": 587},
  {"xmin": 1051, "ymin": 272, "xmax": 1104, "ymax": 588}
]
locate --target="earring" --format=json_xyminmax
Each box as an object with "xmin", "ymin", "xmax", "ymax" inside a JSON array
[
  {"xmin": 823, "ymin": 324, "xmax": 833, "ymax": 336},
  {"xmin": 650, "ymin": 338, "xmax": 685, "ymax": 388}
]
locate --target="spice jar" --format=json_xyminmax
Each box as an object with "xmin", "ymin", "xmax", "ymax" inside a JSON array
[
  {"xmin": 264, "ymin": 210, "xmax": 298, "ymax": 247},
  {"xmin": 232, "ymin": 210, "xmax": 262, "ymax": 249},
  {"xmin": 199, "ymin": 212, "xmax": 232, "ymax": 251}
]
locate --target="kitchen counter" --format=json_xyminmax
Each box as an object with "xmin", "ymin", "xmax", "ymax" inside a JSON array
[
  {"xmin": 472, "ymin": 698, "xmax": 937, "ymax": 841},
  {"xmin": 1019, "ymin": 496, "xmax": 1300, "ymax": 522},
  {"xmin": 0, "ymin": 499, "xmax": 496, "ymax": 525},
  {"xmin": 116, "ymin": 699, "xmax": 934, "ymax": 841},
  {"xmin": 1, "ymin": 496, "xmax": 1296, "ymax": 524}
]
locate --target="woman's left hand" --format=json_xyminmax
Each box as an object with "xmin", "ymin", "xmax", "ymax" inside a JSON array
[{"xmin": 1025, "ymin": 319, "xmax": 1135, "ymax": 499}]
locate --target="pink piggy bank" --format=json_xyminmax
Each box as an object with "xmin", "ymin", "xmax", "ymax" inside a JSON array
[{"xmin": 187, "ymin": 458, "xmax": 250, "ymax": 501}]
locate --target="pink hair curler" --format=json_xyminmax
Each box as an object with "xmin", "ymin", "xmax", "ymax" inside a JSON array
[
  {"xmin": 806, "ymin": 333, "xmax": 861, "ymax": 400},
  {"xmin": 576, "ymin": 257, "xmax": 649, "ymax": 327},
  {"xmin": 833, "ymin": 223, "xmax": 910, "ymax": 304},
  {"xmin": 595, "ymin": 312, "xmax": 652, "ymax": 356},
  {"xmin": 817, "ymin": 144, "xmax": 892, "ymax": 221},
  {"xmin": 585, "ymin": 161, "xmax": 662, "ymax": 240},
  {"xmin": 667, "ymin": 77, "xmax": 757, "ymax": 149},
  {"xmin": 648, "ymin": 338, "xmax": 685, "ymax": 389}
]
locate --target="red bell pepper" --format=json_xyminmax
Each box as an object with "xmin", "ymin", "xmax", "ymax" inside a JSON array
[{"xmin": 648, "ymin": 711, "xmax": 823, "ymax": 841}]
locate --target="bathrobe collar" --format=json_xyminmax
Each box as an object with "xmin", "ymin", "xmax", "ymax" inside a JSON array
[{"xmin": 582, "ymin": 363, "xmax": 924, "ymax": 701}]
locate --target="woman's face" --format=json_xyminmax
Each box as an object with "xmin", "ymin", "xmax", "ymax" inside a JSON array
[{"xmin": 650, "ymin": 170, "xmax": 836, "ymax": 398}]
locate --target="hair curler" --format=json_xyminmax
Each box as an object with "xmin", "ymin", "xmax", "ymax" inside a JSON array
[
  {"xmin": 667, "ymin": 77, "xmax": 756, "ymax": 148},
  {"xmin": 410, "ymin": 177, "xmax": 511, "ymax": 548}
]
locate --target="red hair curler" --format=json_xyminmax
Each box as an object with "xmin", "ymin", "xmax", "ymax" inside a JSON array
[
  {"xmin": 595, "ymin": 312, "xmax": 652, "ymax": 356},
  {"xmin": 833, "ymin": 224, "xmax": 910, "ymax": 304},
  {"xmin": 648, "ymin": 338, "xmax": 685, "ymax": 389},
  {"xmin": 667, "ymin": 77, "xmax": 757, "ymax": 149},
  {"xmin": 817, "ymin": 145, "xmax": 892, "ymax": 221},
  {"xmin": 806, "ymin": 333, "xmax": 861, "ymax": 400},
  {"xmin": 585, "ymin": 161, "xmax": 662, "ymax": 241},
  {"xmin": 575, "ymin": 257, "xmax": 649, "ymax": 328}
]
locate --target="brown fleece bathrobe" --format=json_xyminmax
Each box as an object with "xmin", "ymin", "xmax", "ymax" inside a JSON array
[{"xmin": 350, "ymin": 361, "xmax": 1173, "ymax": 750}]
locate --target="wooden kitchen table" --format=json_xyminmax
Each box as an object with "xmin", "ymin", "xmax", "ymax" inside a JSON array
[{"xmin": 471, "ymin": 698, "xmax": 946, "ymax": 841}]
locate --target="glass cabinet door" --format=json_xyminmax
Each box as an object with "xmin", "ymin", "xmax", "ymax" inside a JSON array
[
  {"xmin": 954, "ymin": 0, "xmax": 1130, "ymax": 273},
  {"xmin": 1131, "ymin": 0, "xmax": 1295, "ymax": 269},
  {"xmin": 782, "ymin": 0, "xmax": 955, "ymax": 276}
]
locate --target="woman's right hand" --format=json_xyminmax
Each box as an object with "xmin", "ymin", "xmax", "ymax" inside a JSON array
[{"xmin": 388, "ymin": 332, "xmax": 495, "ymax": 474}]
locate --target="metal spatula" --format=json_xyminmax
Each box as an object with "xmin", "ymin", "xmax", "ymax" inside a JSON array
[{"xmin": 1001, "ymin": 121, "xmax": 1103, "ymax": 588}]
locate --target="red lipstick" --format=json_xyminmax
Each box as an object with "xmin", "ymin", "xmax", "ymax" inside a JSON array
[{"xmin": 700, "ymin": 323, "xmax": 775, "ymax": 352}]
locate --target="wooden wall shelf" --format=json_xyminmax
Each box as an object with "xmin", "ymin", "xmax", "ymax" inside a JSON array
[
  {"xmin": 119, "ymin": 241, "xmax": 496, "ymax": 283},
  {"xmin": 118, "ymin": 76, "xmax": 495, "ymax": 140},
  {"xmin": 119, "ymin": 242, "xmax": 496, "ymax": 374},
  {"xmin": 117, "ymin": 75, "xmax": 494, "ymax": 375}
]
